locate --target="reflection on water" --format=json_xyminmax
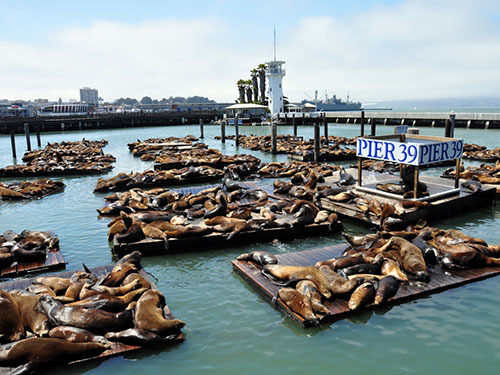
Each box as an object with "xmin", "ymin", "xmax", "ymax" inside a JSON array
[{"xmin": 1, "ymin": 123, "xmax": 499, "ymax": 375}]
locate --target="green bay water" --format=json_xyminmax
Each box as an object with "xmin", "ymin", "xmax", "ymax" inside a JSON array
[{"xmin": 1, "ymin": 123, "xmax": 499, "ymax": 375}]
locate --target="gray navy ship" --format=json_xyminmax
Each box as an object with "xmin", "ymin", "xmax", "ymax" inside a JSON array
[{"xmin": 302, "ymin": 90, "xmax": 362, "ymax": 111}]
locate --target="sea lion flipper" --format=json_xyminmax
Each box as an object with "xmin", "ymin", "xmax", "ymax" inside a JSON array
[{"xmin": 83, "ymin": 263, "xmax": 92, "ymax": 274}]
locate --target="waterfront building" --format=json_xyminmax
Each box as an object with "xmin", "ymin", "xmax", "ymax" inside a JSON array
[
  {"xmin": 224, "ymin": 103, "xmax": 268, "ymax": 122},
  {"xmin": 80, "ymin": 87, "xmax": 99, "ymax": 106}
]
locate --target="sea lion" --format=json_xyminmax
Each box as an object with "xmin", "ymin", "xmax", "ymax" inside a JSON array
[
  {"xmin": 40, "ymin": 295, "xmax": 132, "ymax": 334},
  {"xmin": 296, "ymin": 280, "xmax": 330, "ymax": 315},
  {"xmin": 348, "ymin": 282, "xmax": 375, "ymax": 310},
  {"xmin": 105, "ymin": 328, "xmax": 172, "ymax": 346},
  {"xmin": 373, "ymin": 276, "xmax": 399, "ymax": 305},
  {"xmin": 122, "ymin": 272, "xmax": 152, "ymax": 290},
  {"xmin": 341, "ymin": 263, "xmax": 381, "ymax": 276},
  {"xmin": 314, "ymin": 255, "xmax": 365, "ymax": 270},
  {"xmin": 9, "ymin": 290, "xmax": 51, "ymax": 337},
  {"xmin": 337, "ymin": 167, "xmax": 356, "ymax": 186},
  {"xmin": 432, "ymin": 241, "xmax": 500, "ymax": 269},
  {"xmin": 115, "ymin": 222, "xmax": 145, "ymax": 244},
  {"xmin": 134, "ymin": 290, "xmax": 185, "ymax": 335},
  {"xmin": 380, "ymin": 203, "xmax": 396, "ymax": 225},
  {"xmin": 140, "ymin": 223, "xmax": 168, "ymax": 250},
  {"xmin": 342, "ymin": 232, "xmax": 379, "ymax": 247},
  {"xmin": 26, "ymin": 284, "xmax": 56, "ymax": 297},
  {"xmin": 165, "ymin": 225, "xmax": 213, "ymax": 239},
  {"xmin": 69, "ymin": 287, "xmax": 147, "ymax": 312},
  {"xmin": 236, "ymin": 251, "xmax": 278, "ymax": 266},
  {"xmin": 380, "ymin": 258, "xmax": 408, "ymax": 282},
  {"xmin": 277, "ymin": 288, "xmax": 318, "ymax": 324},
  {"xmin": 0, "ymin": 291, "xmax": 25, "ymax": 343},
  {"xmin": 11, "ymin": 244, "xmax": 47, "ymax": 263},
  {"xmin": 32, "ymin": 277, "xmax": 71, "ymax": 294},
  {"xmin": 376, "ymin": 183, "xmax": 405, "ymax": 195},
  {"xmin": 49, "ymin": 326, "xmax": 110, "ymax": 346},
  {"xmin": 318, "ymin": 265, "xmax": 363, "ymax": 295},
  {"xmin": 412, "ymin": 231, "xmax": 439, "ymax": 264},
  {"xmin": 0, "ymin": 337, "xmax": 107, "ymax": 375},
  {"xmin": 79, "ymin": 278, "xmax": 140, "ymax": 299},
  {"xmin": 377, "ymin": 237, "xmax": 429, "ymax": 282},
  {"xmin": 262, "ymin": 265, "xmax": 332, "ymax": 299}
]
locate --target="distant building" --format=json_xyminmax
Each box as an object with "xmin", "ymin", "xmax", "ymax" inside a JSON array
[
  {"xmin": 34, "ymin": 98, "xmax": 49, "ymax": 104},
  {"xmin": 80, "ymin": 87, "xmax": 99, "ymax": 105},
  {"xmin": 224, "ymin": 103, "xmax": 268, "ymax": 123}
]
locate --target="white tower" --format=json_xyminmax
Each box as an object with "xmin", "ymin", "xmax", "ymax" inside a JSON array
[{"xmin": 265, "ymin": 26, "xmax": 285, "ymax": 116}]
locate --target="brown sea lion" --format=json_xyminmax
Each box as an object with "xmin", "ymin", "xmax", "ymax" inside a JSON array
[
  {"xmin": 296, "ymin": 280, "xmax": 330, "ymax": 315},
  {"xmin": 134, "ymin": 290, "xmax": 185, "ymax": 335},
  {"xmin": 380, "ymin": 258, "xmax": 408, "ymax": 282},
  {"xmin": 0, "ymin": 291, "xmax": 25, "ymax": 343},
  {"xmin": 69, "ymin": 288, "xmax": 147, "ymax": 312},
  {"xmin": 318, "ymin": 265, "xmax": 363, "ymax": 295},
  {"xmin": 377, "ymin": 237, "xmax": 429, "ymax": 282},
  {"xmin": 56, "ymin": 271, "xmax": 99, "ymax": 303},
  {"xmin": 80, "ymin": 278, "xmax": 140, "ymax": 300},
  {"xmin": 262, "ymin": 265, "xmax": 332, "ymax": 299},
  {"xmin": 105, "ymin": 328, "xmax": 172, "ymax": 346},
  {"xmin": 9, "ymin": 290, "xmax": 51, "ymax": 337},
  {"xmin": 432, "ymin": 241, "xmax": 500, "ymax": 269},
  {"xmin": 277, "ymin": 288, "xmax": 318, "ymax": 324},
  {"xmin": 236, "ymin": 251, "xmax": 278, "ymax": 266},
  {"xmin": 107, "ymin": 220, "xmax": 126, "ymax": 242},
  {"xmin": 341, "ymin": 263, "xmax": 380, "ymax": 276},
  {"xmin": 26, "ymin": 284, "xmax": 56, "ymax": 297},
  {"xmin": 32, "ymin": 276, "xmax": 71, "ymax": 294},
  {"xmin": 48, "ymin": 326, "xmax": 110, "ymax": 346},
  {"xmin": 115, "ymin": 222, "xmax": 145, "ymax": 244},
  {"xmin": 342, "ymin": 232, "xmax": 379, "ymax": 247},
  {"xmin": 314, "ymin": 255, "xmax": 365, "ymax": 270},
  {"xmin": 373, "ymin": 276, "xmax": 399, "ymax": 305},
  {"xmin": 165, "ymin": 225, "xmax": 213, "ymax": 239},
  {"xmin": 40, "ymin": 295, "xmax": 132, "ymax": 334},
  {"xmin": 122, "ymin": 272, "xmax": 152, "ymax": 290},
  {"xmin": 98, "ymin": 264, "xmax": 138, "ymax": 288},
  {"xmin": 347, "ymin": 274, "xmax": 386, "ymax": 281},
  {"xmin": 0, "ymin": 337, "xmax": 107, "ymax": 375},
  {"xmin": 376, "ymin": 183, "xmax": 405, "ymax": 195},
  {"xmin": 140, "ymin": 223, "xmax": 168, "ymax": 250},
  {"xmin": 348, "ymin": 282, "xmax": 375, "ymax": 310}
]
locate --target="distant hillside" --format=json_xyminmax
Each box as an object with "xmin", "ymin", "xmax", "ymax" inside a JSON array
[{"xmin": 364, "ymin": 97, "xmax": 500, "ymax": 110}]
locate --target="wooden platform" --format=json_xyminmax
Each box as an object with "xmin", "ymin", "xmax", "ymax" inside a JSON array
[
  {"xmin": 0, "ymin": 250, "xmax": 66, "ymax": 279},
  {"xmin": 319, "ymin": 171, "xmax": 496, "ymax": 228},
  {"xmin": 231, "ymin": 244, "xmax": 500, "ymax": 327},
  {"xmin": 0, "ymin": 265, "xmax": 183, "ymax": 373},
  {"xmin": 112, "ymin": 221, "xmax": 342, "ymax": 257}
]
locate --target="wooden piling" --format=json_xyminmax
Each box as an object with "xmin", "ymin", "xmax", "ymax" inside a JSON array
[
  {"xmin": 221, "ymin": 120, "xmax": 226, "ymax": 143},
  {"xmin": 445, "ymin": 119, "xmax": 451, "ymax": 138},
  {"xmin": 449, "ymin": 113, "xmax": 456, "ymax": 138},
  {"xmin": 235, "ymin": 114, "xmax": 239, "ymax": 146},
  {"xmin": 24, "ymin": 123, "xmax": 31, "ymax": 152},
  {"xmin": 370, "ymin": 117, "xmax": 376, "ymax": 136},
  {"xmin": 413, "ymin": 166, "xmax": 419, "ymax": 199},
  {"xmin": 271, "ymin": 122, "xmax": 277, "ymax": 155},
  {"xmin": 360, "ymin": 110, "xmax": 365, "ymax": 136},
  {"xmin": 199, "ymin": 119, "xmax": 204, "ymax": 138},
  {"xmin": 358, "ymin": 158, "xmax": 362, "ymax": 186},
  {"xmin": 323, "ymin": 113, "xmax": 328, "ymax": 144},
  {"xmin": 314, "ymin": 123, "xmax": 320, "ymax": 162},
  {"xmin": 36, "ymin": 124, "xmax": 41, "ymax": 147},
  {"xmin": 293, "ymin": 114, "xmax": 297, "ymax": 137},
  {"xmin": 10, "ymin": 128, "xmax": 16, "ymax": 159},
  {"xmin": 455, "ymin": 158, "xmax": 460, "ymax": 189}
]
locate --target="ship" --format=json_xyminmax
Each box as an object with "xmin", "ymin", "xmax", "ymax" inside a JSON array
[{"xmin": 301, "ymin": 90, "xmax": 362, "ymax": 111}]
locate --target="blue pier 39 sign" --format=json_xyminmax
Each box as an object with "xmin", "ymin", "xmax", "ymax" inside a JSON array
[{"xmin": 356, "ymin": 137, "xmax": 464, "ymax": 165}]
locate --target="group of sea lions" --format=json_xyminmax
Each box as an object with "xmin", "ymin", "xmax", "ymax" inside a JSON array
[
  {"xmin": 100, "ymin": 179, "xmax": 342, "ymax": 248},
  {"xmin": 0, "ymin": 179, "xmax": 65, "ymax": 200},
  {"xmin": 127, "ymin": 135, "xmax": 200, "ymax": 158},
  {"xmin": 0, "ymin": 230, "xmax": 59, "ymax": 270},
  {"xmin": 0, "ymin": 251, "xmax": 184, "ymax": 374},
  {"xmin": 462, "ymin": 144, "xmax": 500, "ymax": 161},
  {"xmin": 224, "ymin": 134, "xmax": 357, "ymax": 161},
  {"xmin": 94, "ymin": 166, "xmax": 225, "ymax": 192},
  {"xmin": 238, "ymin": 225, "xmax": 500, "ymax": 325},
  {"xmin": 0, "ymin": 139, "xmax": 115, "ymax": 177},
  {"xmin": 443, "ymin": 160, "xmax": 500, "ymax": 189}
]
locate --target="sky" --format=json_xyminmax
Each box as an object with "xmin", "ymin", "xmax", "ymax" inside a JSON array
[{"xmin": 1, "ymin": 0, "xmax": 500, "ymax": 104}]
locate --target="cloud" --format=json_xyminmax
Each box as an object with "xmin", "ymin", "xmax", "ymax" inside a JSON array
[{"xmin": 1, "ymin": 1, "xmax": 499, "ymax": 103}]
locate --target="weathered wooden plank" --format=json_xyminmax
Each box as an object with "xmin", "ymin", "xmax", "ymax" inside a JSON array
[{"xmin": 0, "ymin": 251, "xmax": 66, "ymax": 279}]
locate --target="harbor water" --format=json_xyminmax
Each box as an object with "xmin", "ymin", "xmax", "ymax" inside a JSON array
[{"xmin": 1, "ymin": 123, "xmax": 499, "ymax": 375}]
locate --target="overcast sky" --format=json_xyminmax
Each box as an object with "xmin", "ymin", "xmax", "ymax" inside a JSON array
[{"xmin": 1, "ymin": 0, "xmax": 499, "ymax": 103}]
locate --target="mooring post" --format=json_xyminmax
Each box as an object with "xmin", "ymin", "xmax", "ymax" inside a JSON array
[
  {"xmin": 455, "ymin": 158, "xmax": 460, "ymax": 189},
  {"xmin": 360, "ymin": 110, "xmax": 365, "ymax": 136},
  {"xmin": 235, "ymin": 114, "xmax": 239, "ymax": 146},
  {"xmin": 413, "ymin": 166, "xmax": 419, "ymax": 199},
  {"xmin": 24, "ymin": 123, "xmax": 31, "ymax": 152},
  {"xmin": 370, "ymin": 117, "xmax": 376, "ymax": 136},
  {"xmin": 221, "ymin": 120, "xmax": 226, "ymax": 143},
  {"xmin": 314, "ymin": 123, "xmax": 320, "ymax": 162},
  {"xmin": 358, "ymin": 158, "xmax": 363, "ymax": 186},
  {"xmin": 271, "ymin": 121, "xmax": 277, "ymax": 155},
  {"xmin": 293, "ymin": 113, "xmax": 297, "ymax": 137},
  {"xmin": 449, "ymin": 113, "xmax": 456, "ymax": 138},
  {"xmin": 323, "ymin": 113, "xmax": 328, "ymax": 144},
  {"xmin": 199, "ymin": 119, "xmax": 204, "ymax": 138},
  {"xmin": 36, "ymin": 124, "xmax": 41, "ymax": 147},
  {"xmin": 10, "ymin": 128, "xmax": 16, "ymax": 159}
]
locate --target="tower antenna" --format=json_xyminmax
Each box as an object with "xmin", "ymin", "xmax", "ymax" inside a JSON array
[{"xmin": 273, "ymin": 23, "xmax": 276, "ymax": 61}]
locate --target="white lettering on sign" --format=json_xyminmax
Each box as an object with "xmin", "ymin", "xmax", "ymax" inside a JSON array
[{"xmin": 357, "ymin": 138, "xmax": 463, "ymax": 165}]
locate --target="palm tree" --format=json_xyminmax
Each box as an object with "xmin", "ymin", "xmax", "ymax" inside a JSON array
[
  {"xmin": 250, "ymin": 69, "xmax": 259, "ymax": 103},
  {"xmin": 257, "ymin": 63, "xmax": 267, "ymax": 105},
  {"xmin": 236, "ymin": 79, "xmax": 246, "ymax": 103},
  {"xmin": 245, "ymin": 80, "xmax": 253, "ymax": 104}
]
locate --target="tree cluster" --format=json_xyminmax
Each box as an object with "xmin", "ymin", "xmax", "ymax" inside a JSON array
[{"xmin": 113, "ymin": 96, "xmax": 216, "ymax": 106}]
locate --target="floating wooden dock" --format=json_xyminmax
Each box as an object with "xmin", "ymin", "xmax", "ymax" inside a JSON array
[
  {"xmin": 0, "ymin": 265, "xmax": 183, "ymax": 373},
  {"xmin": 232, "ymin": 244, "xmax": 500, "ymax": 327},
  {"xmin": 317, "ymin": 169, "xmax": 496, "ymax": 228},
  {"xmin": 0, "ymin": 250, "xmax": 66, "ymax": 279},
  {"xmin": 112, "ymin": 221, "xmax": 341, "ymax": 257}
]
